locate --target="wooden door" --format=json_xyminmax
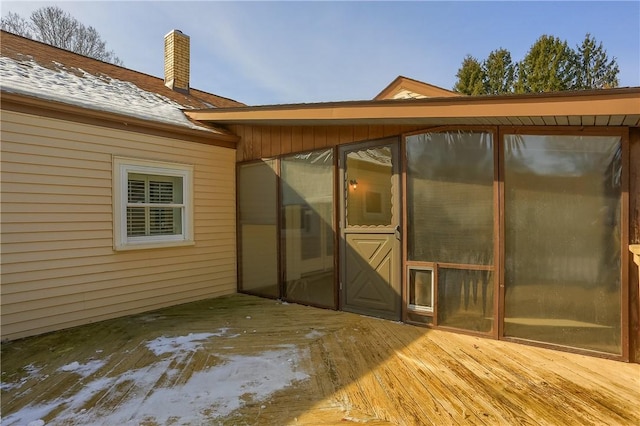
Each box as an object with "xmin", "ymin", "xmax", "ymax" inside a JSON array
[{"xmin": 340, "ymin": 139, "xmax": 401, "ymax": 320}]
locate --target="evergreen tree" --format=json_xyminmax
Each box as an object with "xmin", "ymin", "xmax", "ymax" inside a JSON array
[
  {"xmin": 516, "ymin": 35, "xmax": 577, "ymax": 93},
  {"xmin": 574, "ymin": 33, "xmax": 619, "ymax": 89},
  {"xmin": 483, "ymin": 48, "xmax": 515, "ymax": 95},
  {"xmin": 453, "ymin": 55, "xmax": 485, "ymax": 95}
]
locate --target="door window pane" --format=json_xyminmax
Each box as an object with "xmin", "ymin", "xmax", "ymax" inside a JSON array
[
  {"xmin": 238, "ymin": 160, "xmax": 278, "ymax": 297},
  {"xmin": 281, "ymin": 150, "xmax": 335, "ymax": 307},
  {"xmin": 346, "ymin": 146, "xmax": 393, "ymax": 227},
  {"xmin": 406, "ymin": 132, "xmax": 494, "ymax": 265},
  {"xmin": 503, "ymin": 134, "xmax": 622, "ymax": 354}
]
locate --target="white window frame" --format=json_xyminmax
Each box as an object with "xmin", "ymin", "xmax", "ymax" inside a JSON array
[
  {"xmin": 407, "ymin": 266, "xmax": 434, "ymax": 313},
  {"xmin": 113, "ymin": 156, "xmax": 194, "ymax": 251}
]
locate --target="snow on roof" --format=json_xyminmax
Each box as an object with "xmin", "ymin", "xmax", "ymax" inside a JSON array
[{"xmin": 0, "ymin": 55, "xmax": 213, "ymax": 132}]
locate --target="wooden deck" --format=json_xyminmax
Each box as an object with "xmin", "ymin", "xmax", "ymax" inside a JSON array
[{"xmin": 1, "ymin": 294, "xmax": 638, "ymax": 425}]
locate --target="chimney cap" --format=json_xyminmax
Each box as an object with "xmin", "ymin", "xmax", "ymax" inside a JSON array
[{"xmin": 165, "ymin": 29, "xmax": 188, "ymax": 38}]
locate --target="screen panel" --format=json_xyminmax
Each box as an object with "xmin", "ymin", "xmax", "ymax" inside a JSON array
[
  {"xmin": 238, "ymin": 160, "xmax": 279, "ymax": 297},
  {"xmin": 406, "ymin": 131, "xmax": 494, "ymax": 265},
  {"xmin": 503, "ymin": 134, "xmax": 622, "ymax": 355},
  {"xmin": 437, "ymin": 268, "xmax": 494, "ymax": 332},
  {"xmin": 281, "ymin": 150, "xmax": 335, "ymax": 307}
]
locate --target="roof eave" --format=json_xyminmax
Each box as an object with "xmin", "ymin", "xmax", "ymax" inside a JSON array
[
  {"xmin": 1, "ymin": 91, "xmax": 239, "ymax": 147},
  {"xmin": 185, "ymin": 88, "xmax": 640, "ymax": 127}
]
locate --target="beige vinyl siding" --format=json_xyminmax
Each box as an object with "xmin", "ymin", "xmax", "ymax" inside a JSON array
[{"xmin": 1, "ymin": 109, "xmax": 237, "ymax": 340}]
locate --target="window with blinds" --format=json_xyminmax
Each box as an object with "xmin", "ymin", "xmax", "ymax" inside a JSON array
[
  {"xmin": 113, "ymin": 157, "xmax": 193, "ymax": 250},
  {"xmin": 126, "ymin": 174, "xmax": 183, "ymax": 237}
]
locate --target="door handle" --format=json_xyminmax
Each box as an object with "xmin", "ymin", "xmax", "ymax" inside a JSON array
[{"xmin": 395, "ymin": 225, "xmax": 401, "ymax": 240}]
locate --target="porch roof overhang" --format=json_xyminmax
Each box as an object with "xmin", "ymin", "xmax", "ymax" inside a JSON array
[{"xmin": 185, "ymin": 87, "xmax": 640, "ymax": 128}]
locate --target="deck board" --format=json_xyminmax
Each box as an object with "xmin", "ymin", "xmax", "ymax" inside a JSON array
[{"xmin": 1, "ymin": 294, "xmax": 638, "ymax": 425}]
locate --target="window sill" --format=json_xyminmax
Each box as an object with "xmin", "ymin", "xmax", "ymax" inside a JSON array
[
  {"xmin": 408, "ymin": 305, "xmax": 434, "ymax": 315},
  {"xmin": 114, "ymin": 240, "xmax": 195, "ymax": 252}
]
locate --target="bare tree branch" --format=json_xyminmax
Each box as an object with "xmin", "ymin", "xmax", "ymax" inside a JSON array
[
  {"xmin": 2, "ymin": 6, "xmax": 123, "ymax": 66},
  {"xmin": 1, "ymin": 12, "xmax": 32, "ymax": 39}
]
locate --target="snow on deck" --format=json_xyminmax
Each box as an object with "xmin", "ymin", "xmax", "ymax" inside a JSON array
[
  {"xmin": 1, "ymin": 295, "xmax": 638, "ymax": 425},
  {"xmin": 1, "ymin": 327, "xmax": 309, "ymax": 425},
  {"xmin": 0, "ymin": 56, "xmax": 213, "ymax": 132}
]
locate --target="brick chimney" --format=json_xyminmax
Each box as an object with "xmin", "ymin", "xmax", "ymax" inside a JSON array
[{"xmin": 164, "ymin": 30, "xmax": 190, "ymax": 93}]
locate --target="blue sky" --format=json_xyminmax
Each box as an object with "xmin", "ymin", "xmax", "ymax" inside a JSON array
[{"xmin": 2, "ymin": 1, "xmax": 639, "ymax": 105}]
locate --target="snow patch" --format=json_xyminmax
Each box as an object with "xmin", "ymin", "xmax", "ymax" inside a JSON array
[
  {"xmin": 146, "ymin": 330, "xmax": 229, "ymax": 356},
  {"xmin": 58, "ymin": 359, "xmax": 106, "ymax": 378},
  {"xmin": 1, "ymin": 344, "xmax": 309, "ymax": 425},
  {"xmin": 0, "ymin": 57, "xmax": 213, "ymax": 132},
  {"xmin": 98, "ymin": 347, "xmax": 309, "ymax": 424},
  {"xmin": 0, "ymin": 364, "xmax": 42, "ymax": 391},
  {"xmin": 305, "ymin": 329, "xmax": 325, "ymax": 339}
]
